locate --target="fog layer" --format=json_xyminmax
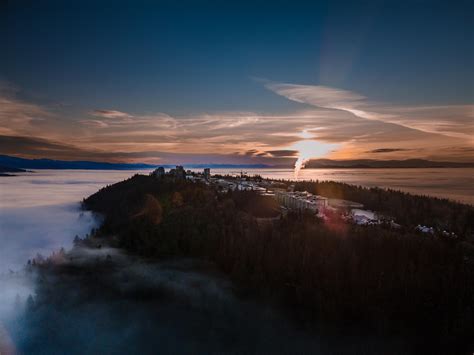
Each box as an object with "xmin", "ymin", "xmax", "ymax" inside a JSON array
[
  {"xmin": 9, "ymin": 248, "xmax": 408, "ymax": 355},
  {"xmin": 0, "ymin": 170, "xmax": 148, "ymax": 272}
]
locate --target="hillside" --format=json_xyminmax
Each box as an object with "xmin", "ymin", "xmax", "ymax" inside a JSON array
[{"xmin": 82, "ymin": 174, "xmax": 474, "ymax": 353}]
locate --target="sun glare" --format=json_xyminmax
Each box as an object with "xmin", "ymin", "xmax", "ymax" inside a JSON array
[
  {"xmin": 291, "ymin": 139, "xmax": 338, "ymax": 178},
  {"xmin": 298, "ymin": 129, "xmax": 314, "ymax": 139}
]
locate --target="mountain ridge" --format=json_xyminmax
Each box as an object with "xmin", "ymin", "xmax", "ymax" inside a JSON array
[
  {"xmin": 0, "ymin": 155, "xmax": 273, "ymax": 170},
  {"xmin": 304, "ymin": 158, "xmax": 474, "ymax": 169},
  {"xmin": 1, "ymin": 155, "xmax": 473, "ymax": 170}
]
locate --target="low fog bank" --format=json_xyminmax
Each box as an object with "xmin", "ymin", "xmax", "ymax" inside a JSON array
[
  {"xmin": 0, "ymin": 170, "xmax": 118, "ymax": 353},
  {"xmin": 0, "ymin": 202, "xmax": 98, "ymax": 273},
  {"xmin": 0, "ymin": 271, "xmax": 36, "ymax": 355},
  {"xmin": 0, "ymin": 169, "xmax": 142, "ymax": 274},
  {"xmin": 0, "ymin": 200, "xmax": 98, "ymax": 346},
  {"xmin": 5, "ymin": 245, "xmax": 409, "ymax": 355}
]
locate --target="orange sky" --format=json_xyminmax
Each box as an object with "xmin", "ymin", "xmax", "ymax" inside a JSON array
[{"xmin": 0, "ymin": 82, "xmax": 473, "ymax": 165}]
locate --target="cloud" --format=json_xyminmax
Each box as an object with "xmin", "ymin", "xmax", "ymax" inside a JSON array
[
  {"xmin": 91, "ymin": 110, "xmax": 132, "ymax": 119},
  {"xmin": 266, "ymin": 83, "xmax": 366, "ymax": 108},
  {"xmin": 1, "ymin": 85, "xmax": 473, "ymax": 164},
  {"xmin": 0, "ymin": 135, "xmax": 86, "ymax": 158},
  {"xmin": 80, "ymin": 119, "xmax": 109, "ymax": 128},
  {"xmin": 366, "ymin": 148, "xmax": 412, "ymax": 154},
  {"xmin": 0, "ymin": 135, "xmax": 150, "ymax": 162},
  {"xmin": 0, "ymin": 96, "xmax": 51, "ymax": 136},
  {"xmin": 83, "ymin": 110, "xmax": 178, "ymax": 134},
  {"xmin": 265, "ymin": 150, "xmax": 299, "ymax": 157},
  {"xmin": 265, "ymin": 82, "xmax": 474, "ymax": 140},
  {"xmin": 0, "ymin": 135, "xmax": 296, "ymax": 166}
]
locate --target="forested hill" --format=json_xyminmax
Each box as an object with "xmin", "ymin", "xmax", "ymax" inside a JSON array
[
  {"xmin": 294, "ymin": 180, "xmax": 474, "ymax": 237},
  {"xmin": 83, "ymin": 174, "xmax": 474, "ymax": 354}
]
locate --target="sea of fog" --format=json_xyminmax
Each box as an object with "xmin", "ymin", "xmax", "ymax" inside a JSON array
[
  {"xmin": 0, "ymin": 168, "xmax": 471, "ymax": 354},
  {"xmin": 215, "ymin": 167, "xmax": 474, "ymax": 205},
  {"xmin": 0, "ymin": 168, "xmax": 473, "ymax": 274},
  {"xmin": 0, "ymin": 169, "xmax": 148, "ymax": 273},
  {"xmin": 1, "ymin": 168, "xmax": 473, "ymax": 273}
]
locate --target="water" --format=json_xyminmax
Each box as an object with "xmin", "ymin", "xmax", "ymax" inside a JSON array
[{"xmin": 0, "ymin": 168, "xmax": 473, "ymax": 273}]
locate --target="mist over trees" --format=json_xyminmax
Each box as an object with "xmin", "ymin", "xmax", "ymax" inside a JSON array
[{"xmin": 77, "ymin": 174, "xmax": 474, "ymax": 353}]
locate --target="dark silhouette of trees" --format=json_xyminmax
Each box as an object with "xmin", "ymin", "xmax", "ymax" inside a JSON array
[
  {"xmin": 295, "ymin": 180, "xmax": 474, "ymax": 238},
  {"xmin": 82, "ymin": 174, "xmax": 474, "ymax": 353}
]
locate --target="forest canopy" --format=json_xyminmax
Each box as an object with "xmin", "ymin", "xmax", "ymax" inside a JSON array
[{"xmin": 82, "ymin": 174, "xmax": 474, "ymax": 354}]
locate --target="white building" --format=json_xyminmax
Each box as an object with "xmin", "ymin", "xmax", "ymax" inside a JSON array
[{"xmin": 275, "ymin": 191, "xmax": 328, "ymax": 212}]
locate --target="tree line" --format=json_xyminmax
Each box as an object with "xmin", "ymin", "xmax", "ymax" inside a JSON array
[{"xmin": 83, "ymin": 174, "xmax": 474, "ymax": 353}]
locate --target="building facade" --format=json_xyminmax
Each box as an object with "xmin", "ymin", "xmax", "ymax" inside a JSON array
[
  {"xmin": 151, "ymin": 166, "xmax": 165, "ymax": 178},
  {"xmin": 275, "ymin": 191, "xmax": 328, "ymax": 212}
]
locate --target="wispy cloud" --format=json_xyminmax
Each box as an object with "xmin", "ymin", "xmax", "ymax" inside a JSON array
[
  {"xmin": 0, "ymin": 96, "xmax": 50, "ymax": 136},
  {"xmin": 366, "ymin": 148, "xmax": 412, "ymax": 154},
  {"xmin": 265, "ymin": 150, "xmax": 299, "ymax": 157},
  {"xmin": 1, "ymin": 83, "xmax": 473, "ymax": 164},
  {"xmin": 265, "ymin": 82, "xmax": 474, "ymax": 140},
  {"xmin": 91, "ymin": 109, "xmax": 132, "ymax": 119}
]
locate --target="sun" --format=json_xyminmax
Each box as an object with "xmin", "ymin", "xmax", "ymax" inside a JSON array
[{"xmin": 290, "ymin": 138, "xmax": 338, "ymax": 178}]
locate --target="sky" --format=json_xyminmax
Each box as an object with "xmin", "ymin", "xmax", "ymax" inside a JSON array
[{"xmin": 0, "ymin": 0, "xmax": 473, "ymax": 165}]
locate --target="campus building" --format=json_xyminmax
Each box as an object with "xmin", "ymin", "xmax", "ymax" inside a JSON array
[{"xmin": 275, "ymin": 191, "xmax": 328, "ymax": 212}]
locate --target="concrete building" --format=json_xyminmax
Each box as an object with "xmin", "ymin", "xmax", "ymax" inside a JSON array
[
  {"xmin": 175, "ymin": 165, "xmax": 186, "ymax": 179},
  {"xmin": 203, "ymin": 168, "xmax": 211, "ymax": 180},
  {"xmin": 151, "ymin": 166, "xmax": 165, "ymax": 178},
  {"xmin": 275, "ymin": 190, "xmax": 328, "ymax": 213}
]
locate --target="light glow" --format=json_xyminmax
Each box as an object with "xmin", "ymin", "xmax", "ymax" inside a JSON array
[{"xmin": 290, "ymin": 138, "xmax": 338, "ymax": 178}]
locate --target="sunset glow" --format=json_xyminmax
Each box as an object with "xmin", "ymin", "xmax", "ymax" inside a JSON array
[
  {"xmin": 1, "ymin": 2, "xmax": 474, "ymax": 353},
  {"xmin": 290, "ymin": 139, "xmax": 338, "ymax": 177},
  {"xmin": 0, "ymin": 2, "xmax": 472, "ymax": 165}
]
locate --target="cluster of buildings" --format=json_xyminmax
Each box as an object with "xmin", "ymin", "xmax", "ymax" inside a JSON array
[
  {"xmin": 350, "ymin": 209, "xmax": 381, "ymax": 226},
  {"xmin": 416, "ymin": 225, "xmax": 435, "ymax": 234},
  {"xmin": 150, "ymin": 166, "xmax": 211, "ymax": 182},
  {"xmin": 415, "ymin": 224, "xmax": 458, "ymax": 238},
  {"xmin": 149, "ymin": 167, "xmax": 392, "ymax": 226},
  {"xmin": 275, "ymin": 190, "xmax": 328, "ymax": 213},
  {"xmin": 215, "ymin": 179, "xmax": 267, "ymax": 194},
  {"xmin": 149, "ymin": 168, "xmax": 456, "ymax": 235},
  {"xmin": 151, "ymin": 166, "xmax": 165, "ymax": 178}
]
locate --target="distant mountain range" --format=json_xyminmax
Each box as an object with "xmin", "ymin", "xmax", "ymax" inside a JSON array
[
  {"xmin": 1, "ymin": 155, "xmax": 473, "ymax": 171},
  {"xmin": 305, "ymin": 159, "xmax": 474, "ymax": 169},
  {"xmin": 0, "ymin": 165, "xmax": 27, "ymax": 173},
  {"xmin": 0, "ymin": 155, "xmax": 272, "ymax": 170},
  {"xmin": 0, "ymin": 155, "xmax": 155, "ymax": 170},
  {"xmin": 0, "ymin": 164, "xmax": 28, "ymax": 176}
]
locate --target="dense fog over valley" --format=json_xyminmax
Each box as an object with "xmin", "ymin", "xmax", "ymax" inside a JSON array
[
  {"xmin": 0, "ymin": 170, "xmax": 144, "ymax": 272},
  {"xmin": 0, "ymin": 170, "xmax": 138, "ymax": 351},
  {"xmin": 0, "ymin": 170, "xmax": 419, "ymax": 354},
  {"xmin": 0, "ymin": 170, "xmax": 473, "ymax": 353},
  {"xmin": 1, "ymin": 1, "xmax": 473, "ymax": 352},
  {"xmin": 6, "ymin": 247, "xmax": 408, "ymax": 355},
  {"xmin": 2, "ymin": 168, "xmax": 471, "ymax": 275}
]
